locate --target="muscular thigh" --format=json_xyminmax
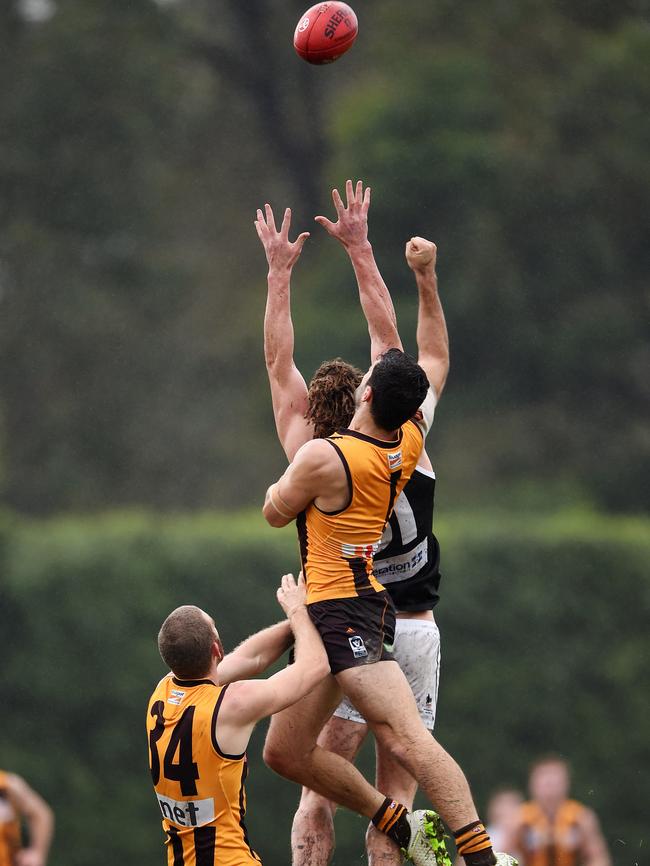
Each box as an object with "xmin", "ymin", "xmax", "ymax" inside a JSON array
[
  {"xmin": 336, "ymin": 660, "xmax": 423, "ymax": 734},
  {"xmin": 266, "ymin": 673, "xmax": 342, "ymax": 757}
]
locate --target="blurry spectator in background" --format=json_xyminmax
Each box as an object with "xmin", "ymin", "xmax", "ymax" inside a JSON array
[
  {"xmin": 509, "ymin": 755, "xmax": 611, "ymax": 866},
  {"xmin": 486, "ymin": 789, "xmax": 524, "ymax": 859},
  {"xmin": 0, "ymin": 770, "xmax": 54, "ymax": 866}
]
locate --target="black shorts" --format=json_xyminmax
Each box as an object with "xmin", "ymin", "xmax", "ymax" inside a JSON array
[{"xmin": 307, "ymin": 591, "xmax": 396, "ymax": 675}]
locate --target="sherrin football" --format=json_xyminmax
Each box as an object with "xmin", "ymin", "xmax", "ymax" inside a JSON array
[{"xmin": 294, "ymin": 2, "xmax": 358, "ymax": 65}]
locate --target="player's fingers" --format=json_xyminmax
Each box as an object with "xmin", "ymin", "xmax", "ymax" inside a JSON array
[
  {"xmin": 345, "ymin": 178, "xmax": 354, "ymax": 208},
  {"xmin": 297, "ymin": 570, "xmax": 306, "ymax": 586},
  {"xmin": 332, "ymin": 187, "xmax": 344, "ymax": 216},
  {"xmin": 355, "ymin": 179, "xmax": 363, "ymax": 204},
  {"xmin": 315, "ymin": 216, "xmax": 336, "ymax": 234},
  {"xmin": 265, "ymin": 203, "xmax": 276, "ymax": 232},
  {"xmin": 280, "ymin": 207, "xmax": 291, "ymax": 239},
  {"xmin": 362, "ymin": 186, "xmax": 371, "ymax": 213},
  {"xmin": 254, "ymin": 221, "xmax": 265, "ymax": 241},
  {"xmin": 294, "ymin": 231, "xmax": 310, "ymax": 250}
]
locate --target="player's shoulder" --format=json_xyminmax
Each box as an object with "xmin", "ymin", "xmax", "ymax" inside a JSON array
[
  {"xmin": 293, "ymin": 437, "xmax": 342, "ymax": 472},
  {"xmin": 519, "ymin": 800, "xmax": 541, "ymax": 822},
  {"xmin": 217, "ymin": 680, "xmax": 266, "ymax": 723},
  {"xmin": 149, "ymin": 672, "xmax": 173, "ymax": 700},
  {"xmin": 564, "ymin": 799, "xmax": 592, "ymax": 820}
]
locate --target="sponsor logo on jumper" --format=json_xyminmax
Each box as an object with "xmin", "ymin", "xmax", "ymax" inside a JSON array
[
  {"xmin": 387, "ymin": 450, "xmax": 402, "ymax": 470},
  {"xmin": 374, "ymin": 538, "xmax": 428, "ymax": 583},
  {"xmin": 324, "ymin": 8, "xmax": 352, "ymax": 39},
  {"xmin": 341, "ymin": 541, "xmax": 380, "ymax": 559},
  {"xmin": 348, "ymin": 635, "xmax": 368, "ymax": 658},
  {"xmin": 168, "ymin": 689, "xmax": 185, "ymax": 705},
  {"xmin": 156, "ymin": 794, "xmax": 215, "ymax": 828}
]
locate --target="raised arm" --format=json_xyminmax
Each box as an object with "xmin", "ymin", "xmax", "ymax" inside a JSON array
[
  {"xmin": 406, "ymin": 237, "xmax": 450, "ymax": 399},
  {"xmin": 5, "ymin": 773, "xmax": 54, "ymax": 866},
  {"xmin": 255, "ymin": 203, "xmax": 313, "ymax": 461},
  {"xmin": 316, "ymin": 180, "xmax": 403, "ymax": 361},
  {"xmin": 217, "ymin": 619, "xmax": 293, "ymax": 685},
  {"xmin": 212, "ymin": 574, "xmax": 330, "ymax": 754}
]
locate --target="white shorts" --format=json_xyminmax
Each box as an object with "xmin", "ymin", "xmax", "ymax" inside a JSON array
[{"xmin": 333, "ymin": 617, "xmax": 441, "ymax": 730}]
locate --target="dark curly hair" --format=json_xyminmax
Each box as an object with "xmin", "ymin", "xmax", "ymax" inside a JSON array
[{"xmin": 306, "ymin": 358, "xmax": 363, "ymax": 439}]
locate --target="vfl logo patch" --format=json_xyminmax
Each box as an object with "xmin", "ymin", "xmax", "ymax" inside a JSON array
[
  {"xmin": 349, "ymin": 635, "xmax": 368, "ymax": 659},
  {"xmin": 297, "ymin": 16, "xmax": 310, "ymax": 32},
  {"xmin": 387, "ymin": 450, "xmax": 402, "ymax": 470},
  {"xmin": 168, "ymin": 689, "xmax": 185, "ymax": 706}
]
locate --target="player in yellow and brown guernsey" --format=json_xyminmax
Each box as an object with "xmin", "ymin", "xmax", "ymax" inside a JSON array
[
  {"xmin": 147, "ymin": 572, "xmax": 329, "ymax": 866},
  {"xmin": 256, "ymin": 182, "xmax": 450, "ymax": 866},
  {"xmin": 0, "ymin": 770, "xmax": 54, "ymax": 866},
  {"xmin": 508, "ymin": 756, "xmax": 611, "ymax": 866},
  {"xmin": 261, "ymin": 338, "xmax": 516, "ymax": 866}
]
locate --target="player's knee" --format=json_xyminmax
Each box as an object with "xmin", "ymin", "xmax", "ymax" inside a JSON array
[
  {"xmin": 263, "ymin": 739, "xmax": 299, "ymax": 778},
  {"xmin": 373, "ymin": 723, "xmax": 420, "ymax": 770},
  {"xmin": 296, "ymin": 791, "xmax": 336, "ymax": 826}
]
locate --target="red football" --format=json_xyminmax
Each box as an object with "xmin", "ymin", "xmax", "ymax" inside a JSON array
[{"xmin": 294, "ymin": 2, "xmax": 358, "ymax": 65}]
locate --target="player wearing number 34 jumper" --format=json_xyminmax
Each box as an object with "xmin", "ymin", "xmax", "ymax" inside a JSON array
[{"xmin": 146, "ymin": 573, "xmax": 329, "ymax": 866}]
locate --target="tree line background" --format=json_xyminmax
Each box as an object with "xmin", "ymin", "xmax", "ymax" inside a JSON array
[{"xmin": 0, "ymin": 0, "xmax": 648, "ymax": 864}]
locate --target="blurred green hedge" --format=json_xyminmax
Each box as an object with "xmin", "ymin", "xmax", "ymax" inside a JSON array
[{"xmin": 0, "ymin": 509, "xmax": 648, "ymax": 865}]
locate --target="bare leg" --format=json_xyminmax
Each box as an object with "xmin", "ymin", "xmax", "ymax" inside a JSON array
[
  {"xmin": 366, "ymin": 738, "xmax": 419, "ymax": 866},
  {"xmin": 263, "ymin": 673, "xmax": 386, "ymax": 818},
  {"xmin": 292, "ymin": 716, "xmax": 368, "ymax": 866},
  {"xmin": 337, "ymin": 661, "xmax": 479, "ymax": 831}
]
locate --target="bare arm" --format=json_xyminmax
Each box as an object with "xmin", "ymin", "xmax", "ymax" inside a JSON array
[
  {"xmin": 255, "ymin": 204, "xmax": 313, "ymax": 460},
  {"xmin": 316, "ymin": 180, "xmax": 402, "ymax": 360},
  {"xmin": 214, "ymin": 574, "xmax": 329, "ymax": 753},
  {"xmin": 6, "ymin": 774, "xmax": 54, "ymax": 866},
  {"xmin": 263, "ymin": 438, "xmax": 347, "ymax": 527},
  {"xmin": 580, "ymin": 808, "xmax": 611, "ymax": 866},
  {"xmin": 217, "ymin": 620, "xmax": 293, "ymax": 685},
  {"xmin": 406, "ymin": 237, "xmax": 450, "ymax": 399}
]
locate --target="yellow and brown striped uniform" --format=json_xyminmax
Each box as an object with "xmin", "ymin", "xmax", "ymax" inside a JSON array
[
  {"xmin": 0, "ymin": 772, "xmax": 20, "ymax": 866},
  {"xmin": 519, "ymin": 800, "xmax": 588, "ymax": 866},
  {"xmin": 299, "ymin": 421, "xmax": 424, "ymax": 605},
  {"xmin": 147, "ymin": 675, "xmax": 261, "ymax": 866}
]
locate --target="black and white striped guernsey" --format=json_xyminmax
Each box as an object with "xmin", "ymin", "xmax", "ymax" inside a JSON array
[{"xmin": 373, "ymin": 465, "xmax": 441, "ymax": 611}]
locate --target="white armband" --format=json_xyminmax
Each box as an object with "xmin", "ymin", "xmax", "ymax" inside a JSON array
[{"xmin": 414, "ymin": 387, "xmax": 437, "ymax": 438}]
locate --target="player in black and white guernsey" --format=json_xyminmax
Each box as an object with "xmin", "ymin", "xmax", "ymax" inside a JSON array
[{"xmin": 257, "ymin": 180, "xmax": 450, "ymax": 866}]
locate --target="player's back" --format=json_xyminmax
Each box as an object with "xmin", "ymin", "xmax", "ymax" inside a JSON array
[
  {"xmin": 0, "ymin": 772, "xmax": 20, "ymax": 866},
  {"xmin": 147, "ymin": 675, "xmax": 260, "ymax": 866},
  {"xmin": 299, "ymin": 420, "xmax": 423, "ymax": 604}
]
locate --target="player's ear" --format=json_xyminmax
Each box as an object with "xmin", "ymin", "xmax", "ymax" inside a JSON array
[
  {"xmin": 213, "ymin": 637, "xmax": 224, "ymax": 663},
  {"xmin": 361, "ymin": 385, "xmax": 373, "ymax": 404}
]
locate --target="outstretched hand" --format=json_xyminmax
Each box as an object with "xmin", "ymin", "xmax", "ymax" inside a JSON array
[
  {"xmin": 255, "ymin": 204, "xmax": 310, "ymax": 271},
  {"xmin": 315, "ymin": 179, "xmax": 371, "ymax": 250},
  {"xmin": 405, "ymin": 236, "xmax": 437, "ymax": 274},
  {"xmin": 276, "ymin": 572, "xmax": 307, "ymax": 618}
]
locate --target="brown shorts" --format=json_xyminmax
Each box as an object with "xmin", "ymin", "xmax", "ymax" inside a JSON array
[{"xmin": 307, "ymin": 591, "xmax": 396, "ymax": 675}]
